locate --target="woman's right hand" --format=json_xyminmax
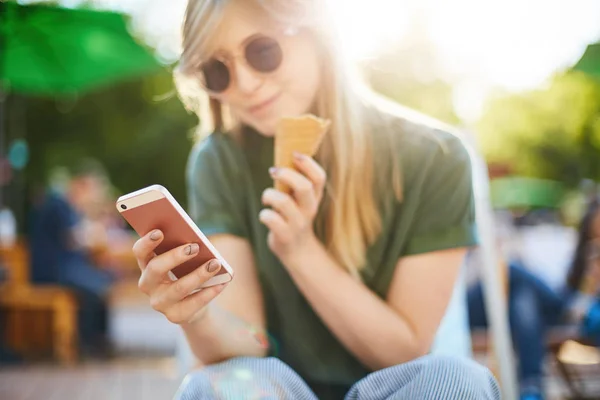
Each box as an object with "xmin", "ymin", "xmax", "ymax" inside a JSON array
[{"xmin": 132, "ymin": 229, "xmax": 227, "ymax": 324}]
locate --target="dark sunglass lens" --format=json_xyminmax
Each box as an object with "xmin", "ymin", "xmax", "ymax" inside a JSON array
[
  {"xmin": 245, "ymin": 37, "xmax": 283, "ymax": 73},
  {"xmin": 202, "ymin": 59, "xmax": 230, "ymax": 92}
]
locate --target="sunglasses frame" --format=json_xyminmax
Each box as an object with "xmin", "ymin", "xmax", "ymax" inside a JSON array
[{"xmin": 194, "ymin": 27, "xmax": 299, "ymax": 95}]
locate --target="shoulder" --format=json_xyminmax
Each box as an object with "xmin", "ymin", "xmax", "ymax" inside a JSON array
[
  {"xmin": 403, "ymin": 123, "xmax": 472, "ymax": 178},
  {"xmin": 187, "ymin": 132, "xmax": 237, "ymax": 168},
  {"xmin": 41, "ymin": 191, "xmax": 78, "ymax": 227},
  {"xmin": 367, "ymin": 99, "xmax": 472, "ymax": 182},
  {"xmin": 44, "ymin": 191, "xmax": 71, "ymax": 213}
]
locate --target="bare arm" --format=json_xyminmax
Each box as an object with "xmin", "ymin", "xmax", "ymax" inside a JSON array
[
  {"xmin": 285, "ymin": 238, "xmax": 465, "ymax": 371},
  {"xmin": 261, "ymin": 154, "xmax": 467, "ymax": 370},
  {"xmin": 180, "ymin": 234, "xmax": 268, "ymax": 365},
  {"xmin": 133, "ymin": 231, "xmax": 267, "ymax": 366}
]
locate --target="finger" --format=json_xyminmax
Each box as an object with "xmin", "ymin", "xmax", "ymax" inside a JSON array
[
  {"xmin": 293, "ymin": 153, "xmax": 327, "ymax": 196},
  {"xmin": 259, "ymin": 209, "xmax": 290, "ymax": 239},
  {"xmin": 132, "ymin": 229, "xmax": 164, "ymax": 270},
  {"xmin": 138, "ymin": 242, "xmax": 200, "ymax": 294},
  {"xmin": 269, "ymin": 167, "xmax": 316, "ymax": 212},
  {"xmin": 164, "ymin": 284, "xmax": 228, "ymax": 325},
  {"xmin": 154, "ymin": 259, "xmax": 223, "ymax": 308},
  {"xmin": 261, "ymin": 188, "xmax": 303, "ymax": 227}
]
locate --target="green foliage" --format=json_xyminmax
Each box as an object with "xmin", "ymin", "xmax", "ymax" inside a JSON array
[
  {"xmin": 18, "ymin": 69, "xmax": 198, "ymax": 205},
  {"xmin": 477, "ymin": 72, "xmax": 600, "ymax": 188}
]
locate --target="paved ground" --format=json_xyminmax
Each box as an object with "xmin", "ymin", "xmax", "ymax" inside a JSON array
[
  {"xmin": 0, "ymin": 357, "xmax": 181, "ymax": 400},
  {"xmin": 1, "ymin": 282, "xmax": 599, "ymax": 400}
]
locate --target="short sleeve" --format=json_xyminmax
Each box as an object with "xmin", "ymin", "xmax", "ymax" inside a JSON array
[
  {"xmin": 186, "ymin": 135, "xmax": 249, "ymax": 238},
  {"xmin": 404, "ymin": 133, "xmax": 478, "ymax": 255}
]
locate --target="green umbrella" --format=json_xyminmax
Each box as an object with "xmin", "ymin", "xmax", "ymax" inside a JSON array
[
  {"xmin": 489, "ymin": 176, "xmax": 566, "ymax": 209},
  {"xmin": 0, "ymin": 2, "xmax": 162, "ymax": 95},
  {"xmin": 0, "ymin": 2, "xmax": 163, "ymax": 204},
  {"xmin": 573, "ymin": 43, "xmax": 600, "ymax": 78}
]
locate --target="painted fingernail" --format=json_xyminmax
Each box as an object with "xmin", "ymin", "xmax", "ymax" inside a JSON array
[
  {"xmin": 269, "ymin": 167, "xmax": 279, "ymax": 176},
  {"xmin": 293, "ymin": 151, "xmax": 304, "ymax": 161},
  {"xmin": 150, "ymin": 230, "xmax": 161, "ymax": 241},
  {"xmin": 259, "ymin": 209, "xmax": 270, "ymax": 221},
  {"xmin": 206, "ymin": 259, "xmax": 221, "ymax": 273},
  {"xmin": 185, "ymin": 243, "xmax": 200, "ymax": 256}
]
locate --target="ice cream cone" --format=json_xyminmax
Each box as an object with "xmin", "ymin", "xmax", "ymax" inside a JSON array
[{"xmin": 274, "ymin": 115, "xmax": 330, "ymax": 193}]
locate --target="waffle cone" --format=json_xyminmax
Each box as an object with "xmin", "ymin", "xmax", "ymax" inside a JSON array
[{"xmin": 274, "ymin": 115, "xmax": 330, "ymax": 193}]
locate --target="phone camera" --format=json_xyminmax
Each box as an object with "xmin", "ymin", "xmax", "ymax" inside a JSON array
[{"xmin": 120, "ymin": 204, "xmax": 127, "ymax": 210}]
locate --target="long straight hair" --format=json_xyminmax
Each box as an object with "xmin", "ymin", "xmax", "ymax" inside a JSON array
[
  {"xmin": 175, "ymin": 0, "xmax": 402, "ymax": 278},
  {"xmin": 567, "ymin": 196, "xmax": 600, "ymax": 291}
]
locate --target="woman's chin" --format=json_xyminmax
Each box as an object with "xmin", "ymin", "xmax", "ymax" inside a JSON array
[
  {"xmin": 241, "ymin": 106, "xmax": 311, "ymax": 137},
  {"xmin": 244, "ymin": 118, "xmax": 277, "ymax": 137}
]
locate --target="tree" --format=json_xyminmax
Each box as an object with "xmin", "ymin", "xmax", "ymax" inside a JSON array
[
  {"xmin": 3, "ymin": 69, "xmax": 197, "ymax": 231},
  {"xmin": 25, "ymin": 69, "xmax": 197, "ymax": 199},
  {"xmin": 476, "ymin": 72, "xmax": 600, "ymax": 187}
]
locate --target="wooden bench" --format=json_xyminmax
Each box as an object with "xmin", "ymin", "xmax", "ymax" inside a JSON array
[{"xmin": 0, "ymin": 241, "xmax": 78, "ymax": 364}]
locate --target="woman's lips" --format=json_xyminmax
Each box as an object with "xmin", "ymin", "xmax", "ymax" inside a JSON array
[{"xmin": 247, "ymin": 93, "xmax": 281, "ymax": 115}]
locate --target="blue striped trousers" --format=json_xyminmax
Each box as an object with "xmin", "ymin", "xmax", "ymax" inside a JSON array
[{"xmin": 175, "ymin": 355, "xmax": 501, "ymax": 399}]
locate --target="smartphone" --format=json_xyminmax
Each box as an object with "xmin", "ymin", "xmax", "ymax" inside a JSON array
[{"xmin": 115, "ymin": 184, "xmax": 233, "ymax": 289}]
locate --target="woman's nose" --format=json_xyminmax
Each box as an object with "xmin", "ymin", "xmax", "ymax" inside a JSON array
[{"xmin": 234, "ymin": 61, "xmax": 263, "ymax": 94}]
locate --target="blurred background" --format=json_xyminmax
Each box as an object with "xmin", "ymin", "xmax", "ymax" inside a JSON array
[{"xmin": 1, "ymin": 0, "xmax": 600, "ymax": 399}]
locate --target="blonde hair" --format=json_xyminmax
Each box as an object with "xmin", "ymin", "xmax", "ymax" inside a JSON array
[{"xmin": 175, "ymin": 0, "xmax": 402, "ymax": 279}]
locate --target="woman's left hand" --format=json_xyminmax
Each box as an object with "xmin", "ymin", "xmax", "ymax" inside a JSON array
[{"xmin": 259, "ymin": 152, "xmax": 326, "ymax": 262}]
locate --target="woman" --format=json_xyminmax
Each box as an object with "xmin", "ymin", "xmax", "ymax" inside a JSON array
[
  {"xmin": 132, "ymin": 0, "xmax": 499, "ymax": 398},
  {"xmin": 567, "ymin": 197, "xmax": 600, "ymax": 304},
  {"xmin": 567, "ymin": 197, "xmax": 600, "ymax": 346},
  {"xmin": 468, "ymin": 201, "xmax": 600, "ymax": 400}
]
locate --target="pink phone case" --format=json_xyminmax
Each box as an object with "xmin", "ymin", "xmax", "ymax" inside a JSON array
[{"xmin": 116, "ymin": 185, "xmax": 233, "ymax": 286}]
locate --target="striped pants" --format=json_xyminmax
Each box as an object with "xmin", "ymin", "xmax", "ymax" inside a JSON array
[{"xmin": 175, "ymin": 355, "xmax": 501, "ymax": 399}]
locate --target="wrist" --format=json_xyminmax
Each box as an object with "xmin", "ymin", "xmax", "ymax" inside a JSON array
[
  {"xmin": 182, "ymin": 304, "xmax": 212, "ymax": 327},
  {"xmin": 281, "ymin": 233, "xmax": 323, "ymax": 271}
]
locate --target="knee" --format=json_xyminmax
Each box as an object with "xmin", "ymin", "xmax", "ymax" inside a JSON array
[
  {"xmin": 175, "ymin": 357, "xmax": 313, "ymax": 400},
  {"xmin": 414, "ymin": 355, "xmax": 501, "ymax": 399},
  {"xmin": 419, "ymin": 355, "xmax": 492, "ymax": 378},
  {"xmin": 175, "ymin": 357, "xmax": 267, "ymax": 400},
  {"xmin": 347, "ymin": 355, "xmax": 500, "ymax": 400}
]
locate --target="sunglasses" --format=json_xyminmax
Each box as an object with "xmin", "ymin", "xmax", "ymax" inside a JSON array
[{"xmin": 196, "ymin": 34, "xmax": 286, "ymax": 94}]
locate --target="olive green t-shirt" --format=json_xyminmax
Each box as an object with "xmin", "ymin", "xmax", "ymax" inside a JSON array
[{"xmin": 185, "ymin": 110, "xmax": 477, "ymax": 388}]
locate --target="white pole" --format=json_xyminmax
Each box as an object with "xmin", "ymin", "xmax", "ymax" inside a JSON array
[{"xmin": 467, "ymin": 138, "xmax": 519, "ymax": 400}]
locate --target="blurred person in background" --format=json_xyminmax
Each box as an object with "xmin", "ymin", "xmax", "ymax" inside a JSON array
[
  {"xmin": 567, "ymin": 196, "xmax": 600, "ymax": 344},
  {"xmin": 29, "ymin": 159, "xmax": 116, "ymax": 357},
  {"xmin": 468, "ymin": 202, "xmax": 600, "ymax": 400},
  {"xmin": 132, "ymin": 0, "xmax": 500, "ymax": 399}
]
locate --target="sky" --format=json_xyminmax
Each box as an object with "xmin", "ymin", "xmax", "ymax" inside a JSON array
[
  {"xmin": 327, "ymin": 0, "xmax": 600, "ymax": 121},
  {"xmin": 19, "ymin": 0, "xmax": 600, "ymax": 121}
]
